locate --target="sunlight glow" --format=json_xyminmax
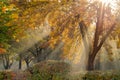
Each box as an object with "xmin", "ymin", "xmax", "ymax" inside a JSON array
[
  {"xmin": 100, "ymin": 0, "xmax": 114, "ymax": 5},
  {"xmin": 100, "ymin": 0, "xmax": 117, "ymax": 11}
]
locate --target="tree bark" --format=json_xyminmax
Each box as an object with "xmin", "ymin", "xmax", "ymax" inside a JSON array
[{"xmin": 87, "ymin": 57, "xmax": 94, "ymax": 70}]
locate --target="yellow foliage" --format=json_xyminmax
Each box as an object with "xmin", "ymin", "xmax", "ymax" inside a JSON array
[
  {"xmin": 8, "ymin": 4, "xmax": 16, "ymax": 10},
  {"xmin": 11, "ymin": 13, "xmax": 18, "ymax": 19},
  {"xmin": 12, "ymin": 0, "xmax": 118, "ymax": 63},
  {"xmin": 16, "ymin": 39, "xmax": 19, "ymax": 42}
]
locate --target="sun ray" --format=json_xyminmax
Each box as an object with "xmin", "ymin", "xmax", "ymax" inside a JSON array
[{"xmin": 100, "ymin": 0, "xmax": 114, "ymax": 6}]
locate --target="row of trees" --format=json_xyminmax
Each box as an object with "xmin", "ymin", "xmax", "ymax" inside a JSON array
[{"xmin": 0, "ymin": 0, "xmax": 49, "ymax": 69}]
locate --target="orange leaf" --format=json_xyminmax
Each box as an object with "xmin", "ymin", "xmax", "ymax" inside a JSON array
[{"xmin": 0, "ymin": 48, "xmax": 6, "ymax": 54}]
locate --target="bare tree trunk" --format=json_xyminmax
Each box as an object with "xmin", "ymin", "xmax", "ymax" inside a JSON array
[
  {"xmin": 19, "ymin": 59, "xmax": 21, "ymax": 69},
  {"xmin": 19, "ymin": 54, "xmax": 22, "ymax": 69}
]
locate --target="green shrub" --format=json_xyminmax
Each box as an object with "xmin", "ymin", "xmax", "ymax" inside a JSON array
[
  {"xmin": 27, "ymin": 60, "xmax": 71, "ymax": 80},
  {"xmin": 0, "ymin": 71, "xmax": 16, "ymax": 80},
  {"xmin": 0, "ymin": 72, "xmax": 4, "ymax": 80},
  {"xmin": 82, "ymin": 71, "xmax": 120, "ymax": 80}
]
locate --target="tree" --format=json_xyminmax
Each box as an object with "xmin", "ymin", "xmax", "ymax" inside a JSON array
[
  {"xmin": 0, "ymin": 52, "xmax": 13, "ymax": 69},
  {"xmin": 0, "ymin": 46, "xmax": 15, "ymax": 70},
  {"xmin": 0, "ymin": 0, "xmax": 19, "ymax": 69},
  {"xmin": 0, "ymin": 0, "xmax": 18, "ymax": 46},
  {"xmin": 12, "ymin": 0, "xmax": 118, "ymax": 71},
  {"xmin": 86, "ymin": 2, "xmax": 116, "ymax": 70},
  {"xmin": 44, "ymin": 1, "xmax": 116, "ymax": 70},
  {"xmin": 28, "ymin": 40, "xmax": 51, "ymax": 62},
  {"xmin": 23, "ymin": 51, "xmax": 33, "ymax": 68}
]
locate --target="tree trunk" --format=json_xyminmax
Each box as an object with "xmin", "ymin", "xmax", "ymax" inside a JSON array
[
  {"xmin": 95, "ymin": 54, "xmax": 100, "ymax": 70},
  {"xmin": 25, "ymin": 60, "xmax": 30, "ymax": 68},
  {"xmin": 87, "ymin": 54, "xmax": 94, "ymax": 70},
  {"xmin": 87, "ymin": 60, "xmax": 94, "ymax": 70},
  {"xmin": 19, "ymin": 59, "xmax": 21, "ymax": 69},
  {"xmin": 26, "ymin": 62, "xmax": 29, "ymax": 68},
  {"xmin": 19, "ymin": 56, "xmax": 22, "ymax": 69},
  {"xmin": 87, "ymin": 49, "xmax": 99, "ymax": 71}
]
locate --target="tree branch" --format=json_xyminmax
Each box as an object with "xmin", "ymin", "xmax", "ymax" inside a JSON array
[
  {"xmin": 97, "ymin": 23, "xmax": 116, "ymax": 50},
  {"xmin": 91, "ymin": 23, "xmax": 116, "ymax": 60}
]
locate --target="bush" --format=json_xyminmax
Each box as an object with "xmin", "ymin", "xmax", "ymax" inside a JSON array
[
  {"xmin": 0, "ymin": 72, "xmax": 4, "ymax": 80},
  {"xmin": 0, "ymin": 71, "xmax": 16, "ymax": 80},
  {"xmin": 27, "ymin": 60, "xmax": 71, "ymax": 80},
  {"xmin": 82, "ymin": 71, "xmax": 120, "ymax": 80}
]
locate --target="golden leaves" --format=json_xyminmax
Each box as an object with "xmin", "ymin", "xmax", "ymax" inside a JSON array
[
  {"xmin": 2, "ymin": 6, "xmax": 7, "ymax": 12},
  {"xmin": 8, "ymin": 4, "xmax": 16, "ymax": 10},
  {"xmin": 49, "ymin": 37, "xmax": 60, "ymax": 48},
  {"xmin": 15, "ymin": 39, "xmax": 20, "ymax": 42},
  {"xmin": 0, "ymin": 48, "xmax": 6, "ymax": 54},
  {"xmin": 1, "ymin": 3, "xmax": 16, "ymax": 13}
]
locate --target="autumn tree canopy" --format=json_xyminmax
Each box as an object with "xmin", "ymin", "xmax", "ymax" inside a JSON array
[
  {"xmin": 13, "ymin": 0, "xmax": 120, "ymax": 70},
  {"xmin": 0, "ymin": 0, "xmax": 120, "ymax": 70}
]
